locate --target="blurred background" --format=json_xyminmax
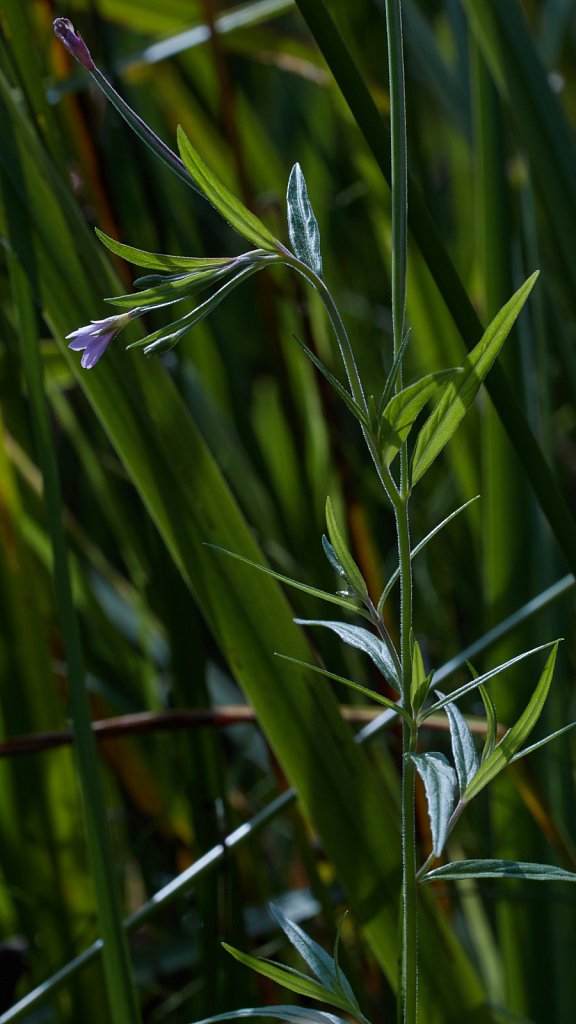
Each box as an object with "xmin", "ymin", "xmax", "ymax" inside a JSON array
[{"xmin": 1, "ymin": 1, "xmax": 576, "ymax": 1022}]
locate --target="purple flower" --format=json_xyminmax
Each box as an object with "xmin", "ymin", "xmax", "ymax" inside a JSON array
[
  {"xmin": 66, "ymin": 313, "xmax": 133, "ymax": 369},
  {"xmin": 53, "ymin": 18, "xmax": 95, "ymax": 72}
]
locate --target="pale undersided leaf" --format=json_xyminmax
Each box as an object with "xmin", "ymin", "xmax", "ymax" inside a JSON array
[
  {"xmin": 407, "ymin": 752, "xmax": 457, "ymax": 858},
  {"xmin": 194, "ymin": 1007, "xmax": 350, "ymax": 1024},
  {"xmin": 436, "ymin": 691, "xmax": 480, "ymax": 793},
  {"xmin": 177, "ymin": 125, "xmax": 281, "ymax": 252},
  {"xmin": 464, "ymin": 643, "xmax": 559, "ymax": 802},
  {"xmin": 421, "ymin": 860, "xmax": 576, "ymax": 884},
  {"xmin": 294, "ymin": 619, "xmax": 400, "ymax": 691},
  {"xmin": 287, "ymin": 162, "xmax": 323, "ymax": 277},
  {"xmin": 411, "ymin": 272, "xmax": 539, "ymax": 484},
  {"xmin": 270, "ymin": 904, "xmax": 360, "ymax": 1011}
]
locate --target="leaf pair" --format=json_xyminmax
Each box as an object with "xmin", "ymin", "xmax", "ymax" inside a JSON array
[
  {"xmin": 222, "ymin": 904, "xmax": 366, "ymax": 1023},
  {"xmin": 376, "ymin": 273, "xmax": 539, "ymax": 481},
  {"xmin": 414, "ymin": 642, "xmax": 566, "ymax": 864}
]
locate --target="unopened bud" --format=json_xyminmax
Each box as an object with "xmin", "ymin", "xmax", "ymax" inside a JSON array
[{"xmin": 53, "ymin": 18, "xmax": 94, "ymax": 72}]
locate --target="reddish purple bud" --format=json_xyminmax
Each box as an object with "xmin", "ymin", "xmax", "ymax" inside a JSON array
[{"xmin": 53, "ymin": 18, "xmax": 94, "ymax": 72}]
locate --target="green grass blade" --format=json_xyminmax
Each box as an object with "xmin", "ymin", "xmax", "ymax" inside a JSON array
[{"xmin": 5, "ymin": 223, "xmax": 141, "ymax": 1023}]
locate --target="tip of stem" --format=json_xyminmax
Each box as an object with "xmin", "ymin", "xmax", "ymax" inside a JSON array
[{"xmin": 53, "ymin": 18, "xmax": 95, "ymax": 72}]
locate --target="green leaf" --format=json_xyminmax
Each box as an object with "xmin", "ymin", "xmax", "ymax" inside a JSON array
[
  {"xmin": 325, "ymin": 496, "xmax": 368, "ymax": 598},
  {"xmin": 293, "ymin": 335, "xmax": 371, "ymax": 430},
  {"xmin": 286, "ymin": 162, "xmax": 323, "ymax": 277},
  {"xmin": 294, "ymin": 619, "xmax": 400, "ymax": 691},
  {"xmin": 222, "ymin": 944, "xmax": 355, "ymax": 1014},
  {"xmin": 380, "ymin": 369, "xmax": 459, "ymax": 465},
  {"xmin": 377, "ymin": 328, "xmax": 411, "ymax": 419},
  {"xmin": 464, "ymin": 643, "xmax": 559, "ymax": 802},
  {"xmin": 411, "ymin": 272, "xmax": 539, "ymax": 484},
  {"xmin": 177, "ymin": 125, "xmax": 281, "ymax": 251},
  {"xmin": 206, "ymin": 544, "xmax": 366, "ymax": 617},
  {"xmin": 421, "ymin": 859, "xmax": 576, "ymax": 885},
  {"xmin": 377, "ymin": 496, "xmax": 480, "ymax": 613},
  {"xmin": 407, "ymin": 752, "xmax": 457, "ymax": 858},
  {"xmin": 435, "ymin": 691, "xmax": 480, "ymax": 793},
  {"xmin": 104, "ymin": 266, "xmax": 236, "ymax": 310},
  {"xmin": 477, "ymin": 681, "xmax": 498, "ymax": 763},
  {"xmin": 275, "ymin": 654, "xmax": 409, "ymax": 722},
  {"xmin": 423, "ymin": 641, "xmax": 557, "ymax": 720},
  {"xmin": 331, "ymin": 914, "xmax": 361, "ymax": 1014},
  {"xmin": 95, "ymin": 227, "xmax": 237, "ymax": 271},
  {"xmin": 410, "ymin": 638, "xmax": 430, "ymax": 711},
  {"xmin": 125, "ymin": 265, "xmax": 262, "ymax": 353},
  {"xmin": 509, "ymin": 720, "xmax": 576, "ymax": 765},
  {"xmin": 270, "ymin": 904, "xmax": 355, "ymax": 1004}
]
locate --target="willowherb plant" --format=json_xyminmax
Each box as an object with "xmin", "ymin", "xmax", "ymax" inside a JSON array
[{"xmin": 54, "ymin": 9, "xmax": 576, "ymax": 1024}]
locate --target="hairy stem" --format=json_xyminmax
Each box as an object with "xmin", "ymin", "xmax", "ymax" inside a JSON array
[{"xmin": 383, "ymin": 0, "xmax": 416, "ymax": 1018}]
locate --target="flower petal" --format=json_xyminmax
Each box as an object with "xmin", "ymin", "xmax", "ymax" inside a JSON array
[{"xmin": 80, "ymin": 334, "xmax": 113, "ymax": 368}]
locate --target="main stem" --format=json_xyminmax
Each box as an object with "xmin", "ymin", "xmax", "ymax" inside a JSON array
[
  {"xmin": 396, "ymin": 493, "xmax": 417, "ymax": 1024},
  {"xmin": 382, "ymin": 0, "xmax": 415, "ymax": 1012}
]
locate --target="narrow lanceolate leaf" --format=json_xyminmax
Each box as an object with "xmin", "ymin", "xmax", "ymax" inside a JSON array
[
  {"xmin": 423, "ymin": 640, "xmax": 557, "ymax": 720},
  {"xmin": 411, "ymin": 272, "xmax": 539, "ymax": 484},
  {"xmin": 177, "ymin": 125, "xmax": 281, "ymax": 252},
  {"xmin": 294, "ymin": 619, "xmax": 400, "ymax": 691},
  {"xmin": 377, "ymin": 328, "xmax": 411, "ymax": 417},
  {"xmin": 96, "ymin": 228, "xmax": 238, "ymax": 271},
  {"xmin": 464, "ymin": 643, "xmax": 559, "ymax": 802},
  {"xmin": 286, "ymin": 163, "xmax": 323, "ymax": 276},
  {"xmin": 206, "ymin": 545, "xmax": 366, "ymax": 617},
  {"xmin": 379, "ymin": 369, "xmax": 459, "ymax": 465},
  {"xmin": 126, "ymin": 265, "xmax": 262, "ymax": 353},
  {"xmin": 508, "ymin": 720, "xmax": 576, "ymax": 765},
  {"xmin": 221, "ymin": 945, "xmax": 354, "ymax": 1014},
  {"xmin": 193, "ymin": 1007, "xmax": 349, "ymax": 1024},
  {"xmin": 436, "ymin": 691, "xmax": 480, "ymax": 793},
  {"xmin": 407, "ymin": 752, "xmax": 457, "ymax": 858},
  {"xmin": 322, "ymin": 535, "xmax": 348, "ymax": 581},
  {"xmin": 275, "ymin": 654, "xmax": 408, "ymax": 721},
  {"xmin": 325, "ymin": 496, "xmax": 368, "ymax": 598},
  {"xmin": 377, "ymin": 496, "xmax": 480, "ymax": 612},
  {"xmin": 477, "ymin": 682, "xmax": 497, "ymax": 763},
  {"xmin": 293, "ymin": 335, "xmax": 371, "ymax": 430},
  {"xmin": 270, "ymin": 904, "xmax": 358, "ymax": 1009},
  {"xmin": 421, "ymin": 860, "xmax": 576, "ymax": 885},
  {"xmin": 105, "ymin": 267, "xmax": 235, "ymax": 310},
  {"xmin": 411, "ymin": 638, "xmax": 430, "ymax": 711}
]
